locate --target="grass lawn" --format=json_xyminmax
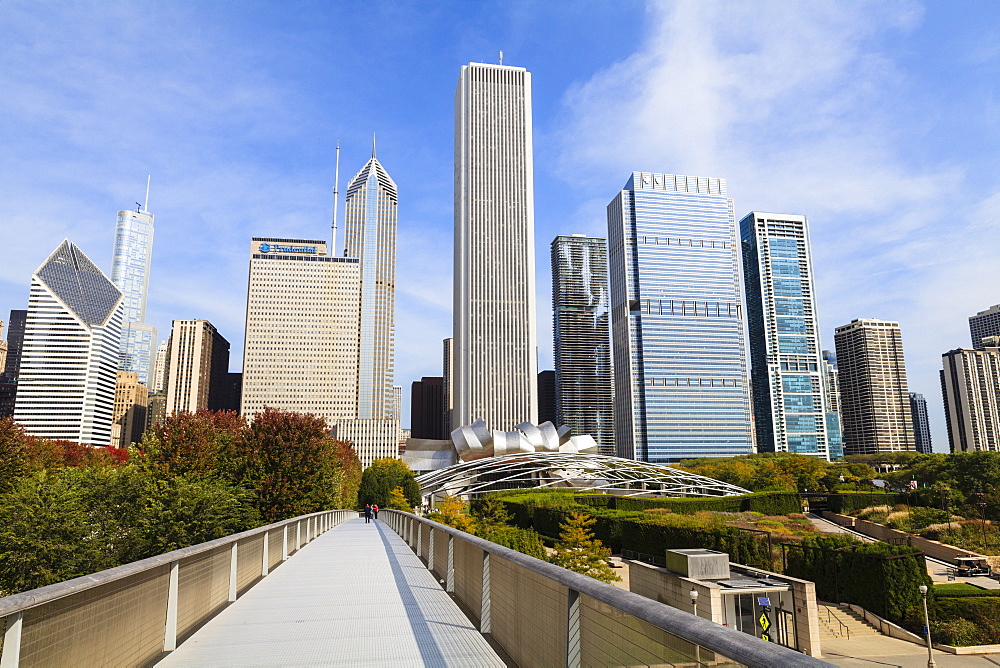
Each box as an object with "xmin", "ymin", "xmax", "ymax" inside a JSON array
[{"xmin": 933, "ymin": 582, "xmax": 987, "ymax": 595}]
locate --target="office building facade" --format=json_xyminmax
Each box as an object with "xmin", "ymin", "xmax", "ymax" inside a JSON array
[
  {"xmin": 14, "ymin": 241, "xmax": 124, "ymax": 446},
  {"xmin": 909, "ymin": 391, "xmax": 933, "ymax": 454},
  {"xmin": 411, "ymin": 376, "xmax": 445, "ymax": 440},
  {"xmin": 164, "ymin": 320, "xmax": 230, "ymax": 414},
  {"xmin": 551, "ymin": 234, "xmax": 615, "ymax": 456},
  {"xmin": 821, "ymin": 350, "xmax": 844, "ymax": 460},
  {"xmin": 111, "ymin": 205, "xmax": 157, "ymax": 384},
  {"xmin": 241, "ymin": 238, "xmax": 361, "ymax": 426},
  {"xmin": 443, "ymin": 337, "xmax": 454, "ymax": 435},
  {"xmin": 111, "ymin": 371, "xmax": 149, "ymax": 448},
  {"xmin": 537, "ymin": 370, "xmax": 557, "ymax": 426},
  {"xmin": 833, "ymin": 319, "xmax": 915, "ymax": 454},
  {"xmin": 969, "ymin": 304, "xmax": 1000, "ymax": 351},
  {"xmin": 607, "ymin": 173, "xmax": 753, "ymax": 462},
  {"xmin": 941, "ymin": 344, "xmax": 1000, "ymax": 452},
  {"xmin": 454, "ymin": 62, "xmax": 538, "ymax": 430},
  {"xmin": 152, "ymin": 340, "xmax": 168, "ymax": 393},
  {"xmin": 343, "ymin": 149, "xmax": 398, "ymax": 421},
  {"xmin": 2, "ymin": 309, "xmax": 27, "ymax": 382},
  {"xmin": 741, "ymin": 212, "xmax": 830, "ymax": 459}
]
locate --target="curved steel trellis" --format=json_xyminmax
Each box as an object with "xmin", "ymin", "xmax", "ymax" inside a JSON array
[{"xmin": 416, "ymin": 452, "xmax": 750, "ymax": 499}]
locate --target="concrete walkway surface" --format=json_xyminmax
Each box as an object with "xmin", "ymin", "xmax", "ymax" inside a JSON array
[
  {"xmin": 823, "ymin": 635, "xmax": 1000, "ymax": 667},
  {"xmin": 157, "ymin": 518, "xmax": 504, "ymax": 667}
]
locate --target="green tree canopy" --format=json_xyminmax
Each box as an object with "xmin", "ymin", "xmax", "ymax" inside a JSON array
[
  {"xmin": 357, "ymin": 457, "xmax": 420, "ymax": 508},
  {"xmin": 550, "ymin": 512, "xmax": 620, "ymax": 583}
]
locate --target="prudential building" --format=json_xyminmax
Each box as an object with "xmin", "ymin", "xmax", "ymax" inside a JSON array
[{"xmin": 607, "ymin": 173, "xmax": 754, "ymax": 462}]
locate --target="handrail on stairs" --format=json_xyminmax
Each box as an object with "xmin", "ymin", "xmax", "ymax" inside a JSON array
[{"xmin": 823, "ymin": 604, "xmax": 851, "ymax": 640}]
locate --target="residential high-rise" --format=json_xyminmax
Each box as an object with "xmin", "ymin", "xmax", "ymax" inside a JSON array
[
  {"xmin": 111, "ymin": 371, "xmax": 149, "ymax": 448},
  {"xmin": 741, "ymin": 212, "xmax": 830, "ymax": 460},
  {"xmin": 607, "ymin": 173, "xmax": 753, "ymax": 462},
  {"xmin": 833, "ymin": 319, "xmax": 915, "ymax": 454},
  {"xmin": 909, "ymin": 391, "xmax": 933, "ymax": 454},
  {"xmin": 0, "ymin": 322, "xmax": 7, "ymax": 378},
  {"xmin": 537, "ymin": 370, "xmax": 557, "ymax": 425},
  {"xmin": 241, "ymin": 238, "xmax": 361, "ymax": 426},
  {"xmin": 391, "ymin": 386, "xmax": 401, "ymax": 422},
  {"xmin": 111, "ymin": 197, "xmax": 157, "ymax": 384},
  {"xmin": 821, "ymin": 350, "xmax": 844, "ymax": 460},
  {"xmin": 343, "ymin": 146, "xmax": 398, "ymax": 420},
  {"xmin": 969, "ymin": 304, "xmax": 1000, "ymax": 350},
  {"xmin": 152, "ymin": 340, "xmax": 168, "ymax": 393},
  {"xmin": 2, "ymin": 309, "xmax": 27, "ymax": 382},
  {"xmin": 411, "ymin": 376, "xmax": 445, "ymax": 439},
  {"xmin": 13, "ymin": 241, "xmax": 123, "ymax": 446},
  {"xmin": 164, "ymin": 320, "xmax": 230, "ymax": 414},
  {"xmin": 941, "ymin": 343, "xmax": 1000, "ymax": 452},
  {"xmin": 551, "ymin": 235, "xmax": 615, "ymax": 455},
  {"xmin": 454, "ymin": 62, "xmax": 538, "ymax": 430}
]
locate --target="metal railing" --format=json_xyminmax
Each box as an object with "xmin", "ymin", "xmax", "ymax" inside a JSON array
[
  {"xmin": 822, "ymin": 605, "xmax": 851, "ymax": 640},
  {"xmin": 383, "ymin": 510, "xmax": 833, "ymax": 668},
  {"xmin": 0, "ymin": 509, "xmax": 354, "ymax": 667}
]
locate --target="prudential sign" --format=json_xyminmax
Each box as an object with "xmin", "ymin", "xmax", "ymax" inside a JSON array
[{"xmin": 258, "ymin": 243, "xmax": 318, "ymax": 254}]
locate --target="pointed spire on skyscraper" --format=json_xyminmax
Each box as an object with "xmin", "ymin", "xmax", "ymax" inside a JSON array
[
  {"xmin": 372, "ymin": 132, "xmax": 377, "ymax": 159},
  {"xmin": 143, "ymin": 175, "xmax": 151, "ymax": 212}
]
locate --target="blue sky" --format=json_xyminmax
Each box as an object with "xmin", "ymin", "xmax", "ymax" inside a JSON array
[{"xmin": 2, "ymin": 1, "xmax": 999, "ymax": 451}]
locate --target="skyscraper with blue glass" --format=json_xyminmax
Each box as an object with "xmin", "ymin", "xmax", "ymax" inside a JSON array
[
  {"xmin": 111, "ymin": 194, "xmax": 156, "ymax": 385},
  {"xmin": 607, "ymin": 173, "xmax": 753, "ymax": 462},
  {"xmin": 741, "ymin": 212, "xmax": 831, "ymax": 460}
]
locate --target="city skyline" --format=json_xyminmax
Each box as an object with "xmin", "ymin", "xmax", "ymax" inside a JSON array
[{"xmin": 4, "ymin": 3, "xmax": 1000, "ymax": 449}]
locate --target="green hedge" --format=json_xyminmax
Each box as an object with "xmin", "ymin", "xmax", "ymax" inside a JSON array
[
  {"xmin": 826, "ymin": 492, "xmax": 903, "ymax": 514},
  {"xmin": 572, "ymin": 492, "xmax": 801, "ymax": 516},
  {"xmin": 783, "ymin": 536, "xmax": 930, "ymax": 624},
  {"xmin": 929, "ymin": 598, "xmax": 1000, "ymax": 645},
  {"xmin": 484, "ymin": 495, "xmax": 775, "ymax": 570}
]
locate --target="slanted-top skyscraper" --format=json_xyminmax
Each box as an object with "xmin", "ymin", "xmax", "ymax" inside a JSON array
[
  {"xmin": 607, "ymin": 173, "xmax": 753, "ymax": 462},
  {"xmin": 343, "ymin": 141, "xmax": 398, "ymax": 420},
  {"xmin": 111, "ymin": 181, "xmax": 156, "ymax": 384},
  {"xmin": 741, "ymin": 212, "xmax": 831, "ymax": 460},
  {"xmin": 14, "ymin": 240, "xmax": 123, "ymax": 447},
  {"xmin": 453, "ymin": 62, "xmax": 538, "ymax": 430}
]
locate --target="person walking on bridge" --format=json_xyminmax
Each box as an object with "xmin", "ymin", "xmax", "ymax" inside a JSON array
[
  {"xmin": 372, "ymin": 504, "xmax": 379, "ymax": 520},
  {"xmin": 364, "ymin": 503, "xmax": 372, "ymax": 523}
]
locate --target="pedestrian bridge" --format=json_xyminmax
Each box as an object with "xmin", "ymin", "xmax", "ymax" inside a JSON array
[{"xmin": 0, "ymin": 510, "xmax": 830, "ymax": 667}]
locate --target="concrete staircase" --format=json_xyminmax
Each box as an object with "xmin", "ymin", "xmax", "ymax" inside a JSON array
[{"xmin": 816, "ymin": 601, "xmax": 880, "ymax": 639}]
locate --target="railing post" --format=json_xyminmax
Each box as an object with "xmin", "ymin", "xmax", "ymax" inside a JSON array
[
  {"xmin": 296, "ymin": 521, "xmax": 301, "ymax": 551},
  {"xmin": 447, "ymin": 536, "xmax": 455, "ymax": 593},
  {"xmin": 567, "ymin": 588, "xmax": 581, "ymax": 668},
  {"xmin": 228, "ymin": 542, "xmax": 239, "ymax": 602},
  {"xmin": 1, "ymin": 611, "xmax": 23, "ymax": 668},
  {"xmin": 163, "ymin": 561, "xmax": 179, "ymax": 651},
  {"xmin": 282, "ymin": 525, "xmax": 289, "ymax": 561},
  {"xmin": 480, "ymin": 551, "xmax": 491, "ymax": 634},
  {"xmin": 428, "ymin": 526, "xmax": 435, "ymax": 573},
  {"xmin": 416, "ymin": 522, "xmax": 422, "ymax": 559},
  {"xmin": 262, "ymin": 531, "xmax": 269, "ymax": 577}
]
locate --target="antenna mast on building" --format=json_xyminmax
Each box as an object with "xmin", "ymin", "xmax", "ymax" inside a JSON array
[
  {"xmin": 331, "ymin": 141, "xmax": 340, "ymax": 256},
  {"xmin": 499, "ymin": 50, "xmax": 504, "ymax": 66},
  {"xmin": 143, "ymin": 175, "xmax": 151, "ymax": 212}
]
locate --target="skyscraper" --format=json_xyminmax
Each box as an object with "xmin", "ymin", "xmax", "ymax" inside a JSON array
[
  {"xmin": 410, "ymin": 376, "xmax": 444, "ymax": 439},
  {"xmin": 343, "ymin": 145, "xmax": 398, "ymax": 420},
  {"xmin": 607, "ymin": 173, "xmax": 753, "ymax": 462},
  {"xmin": 969, "ymin": 304, "xmax": 1000, "ymax": 350},
  {"xmin": 821, "ymin": 350, "xmax": 844, "ymax": 460},
  {"xmin": 551, "ymin": 234, "xmax": 615, "ymax": 455},
  {"xmin": 111, "ymin": 371, "xmax": 149, "ymax": 448},
  {"xmin": 834, "ymin": 319, "xmax": 915, "ymax": 454},
  {"xmin": 152, "ymin": 340, "xmax": 168, "ymax": 393},
  {"xmin": 741, "ymin": 212, "xmax": 830, "ymax": 459},
  {"xmin": 2, "ymin": 309, "xmax": 27, "ymax": 382},
  {"xmin": 164, "ymin": 320, "xmax": 230, "ymax": 414},
  {"xmin": 111, "ymin": 193, "xmax": 157, "ymax": 385},
  {"xmin": 443, "ymin": 337, "xmax": 454, "ymax": 435},
  {"xmin": 454, "ymin": 62, "xmax": 538, "ymax": 430},
  {"xmin": 941, "ymin": 343, "xmax": 1000, "ymax": 452},
  {"xmin": 537, "ymin": 370, "xmax": 557, "ymax": 426},
  {"xmin": 909, "ymin": 391, "xmax": 933, "ymax": 454},
  {"xmin": 241, "ymin": 238, "xmax": 361, "ymax": 426},
  {"xmin": 14, "ymin": 241, "xmax": 123, "ymax": 446}
]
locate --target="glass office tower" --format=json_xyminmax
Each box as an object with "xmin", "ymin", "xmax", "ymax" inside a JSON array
[
  {"xmin": 741, "ymin": 212, "xmax": 831, "ymax": 460},
  {"xmin": 111, "ymin": 204, "xmax": 156, "ymax": 384},
  {"xmin": 551, "ymin": 234, "xmax": 615, "ymax": 455},
  {"xmin": 607, "ymin": 172, "xmax": 753, "ymax": 462}
]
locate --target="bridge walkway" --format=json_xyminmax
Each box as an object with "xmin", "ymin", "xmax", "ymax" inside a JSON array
[{"xmin": 157, "ymin": 518, "xmax": 504, "ymax": 667}]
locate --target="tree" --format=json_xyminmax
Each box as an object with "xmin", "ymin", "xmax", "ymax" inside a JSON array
[
  {"xmin": 357, "ymin": 457, "xmax": 421, "ymax": 508},
  {"xmin": 141, "ymin": 410, "xmax": 246, "ymax": 480},
  {"xmin": 386, "ymin": 486, "xmax": 411, "ymax": 510},
  {"xmin": 0, "ymin": 417, "xmax": 30, "ymax": 492},
  {"xmin": 550, "ymin": 512, "xmax": 620, "ymax": 583},
  {"xmin": 430, "ymin": 494, "xmax": 477, "ymax": 532}
]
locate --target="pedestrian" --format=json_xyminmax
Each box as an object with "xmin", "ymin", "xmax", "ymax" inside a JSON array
[
  {"xmin": 364, "ymin": 503, "xmax": 372, "ymax": 524},
  {"xmin": 372, "ymin": 504, "xmax": 379, "ymax": 520}
]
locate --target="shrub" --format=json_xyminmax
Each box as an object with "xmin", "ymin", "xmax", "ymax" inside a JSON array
[
  {"xmin": 477, "ymin": 525, "xmax": 547, "ymax": 560},
  {"xmin": 932, "ymin": 618, "xmax": 983, "ymax": 646}
]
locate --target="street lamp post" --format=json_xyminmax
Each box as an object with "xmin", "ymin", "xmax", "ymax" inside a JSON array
[
  {"xmin": 690, "ymin": 589, "xmax": 701, "ymax": 666},
  {"xmin": 977, "ymin": 493, "xmax": 988, "ymax": 551},
  {"xmin": 919, "ymin": 585, "xmax": 936, "ymax": 668}
]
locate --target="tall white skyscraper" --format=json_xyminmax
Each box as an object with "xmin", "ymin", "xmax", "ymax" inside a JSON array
[
  {"xmin": 241, "ymin": 238, "xmax": 362, "ymax": 427},
  {"xmin": 111, "ymin": 185, "xmax": 156, "ymax": 385},
  {"xmin": 453, "ymin": 62, "xmax": 537, "ymax": 430},
  {"xmin": 741, "ymin": 212, "xmax": 831, "ymax": 460},
  {"xmin": 607, "ymin": 173, "xmax": 753, "ymax": 462},
  {"xmin": 164, "ymin": 320, "xmax": 230, "ymax": 415},
  {"xmin": 343, "ymin": 145, "xmax": 398, "ymax": 420},
  {"xmin": 152, "ymin": 340, "xmax": 168, "ymax": 393},
  {"xmin": 14, "ymin": 240, "xmax": 123, "ymax": 447}
]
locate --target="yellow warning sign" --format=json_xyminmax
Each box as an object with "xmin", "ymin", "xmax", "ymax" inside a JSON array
[{"xmin": 758, "ymin": 612, "xmax": 771, "ymax": 633}]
